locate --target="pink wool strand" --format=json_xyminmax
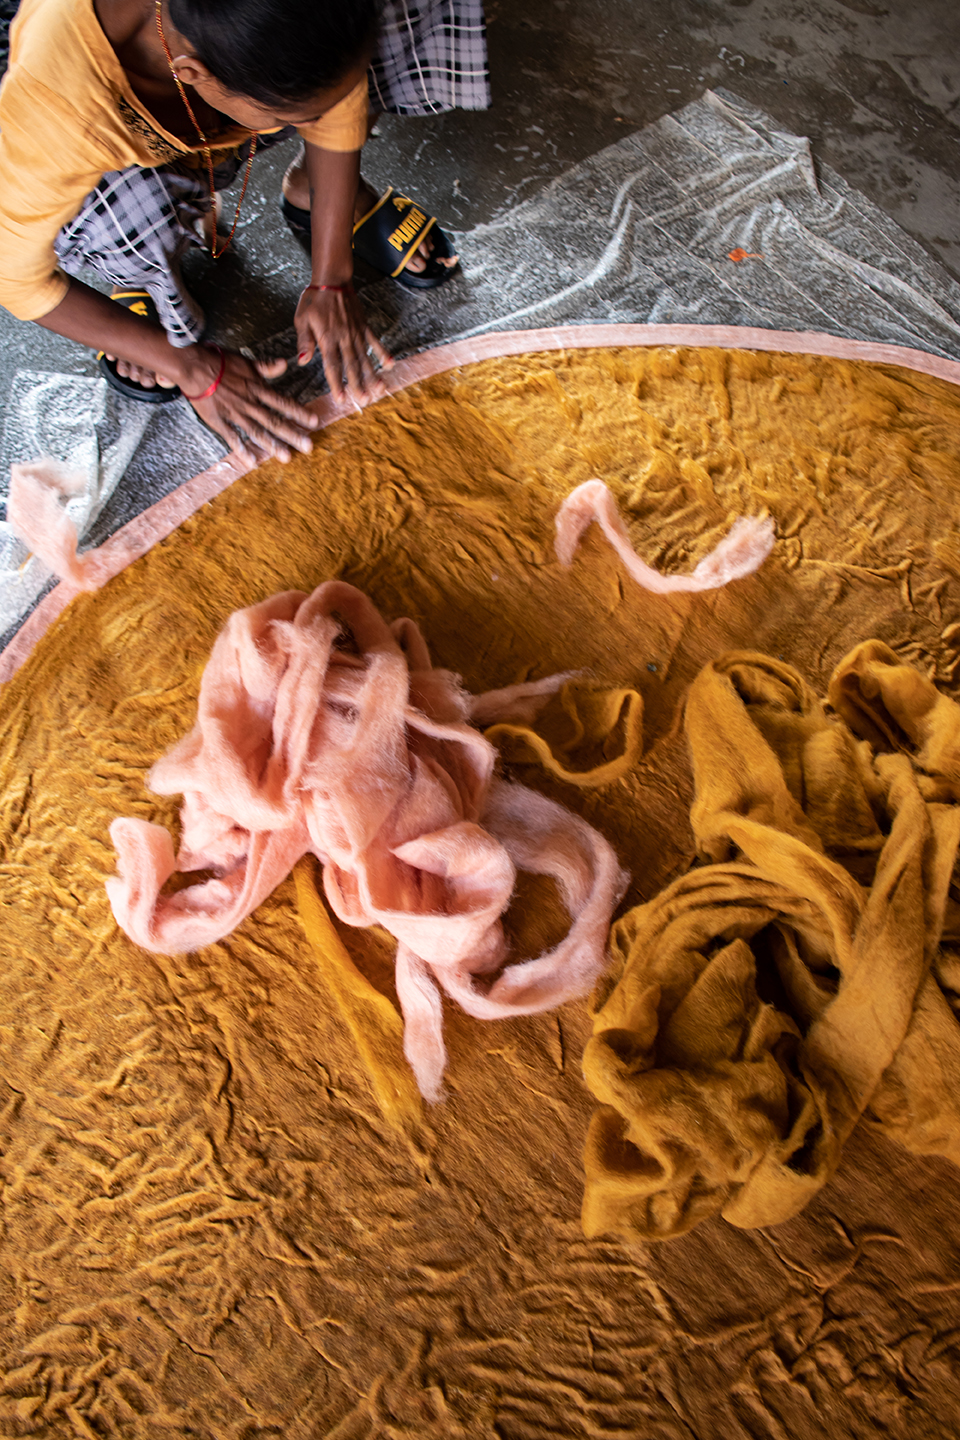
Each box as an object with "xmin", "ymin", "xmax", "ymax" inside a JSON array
[
  {"xmin": 7, "ymin": 461, "xmax": 102, "ymax": 592},
  {"xmin": 107, "ymin": 581, "xmax": 628, "ymax": 1102},
  {"xmin": 7, "ymin": 464, "xmax": 773, "ymax": 605},
  {"xmin": 555, "ymin": 479, "xmax": 775, "ymax": 592}
]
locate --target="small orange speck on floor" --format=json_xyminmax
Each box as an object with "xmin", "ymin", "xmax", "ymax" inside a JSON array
[{"xmin": 729, "ymin": 248, "xmax": 764, "ymax": 261}]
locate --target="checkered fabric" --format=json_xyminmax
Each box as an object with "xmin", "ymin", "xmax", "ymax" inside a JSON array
[
  {"xmin": 369, "ymin": 0, "xmax": 491, "ymax": 115},
  {"xmin": 54, "ymin": 165, "xmax": 209, "ymax": 347},
  {"xmin": 53, "ymin": 134, "xmax": 292, "ymax": 348}
]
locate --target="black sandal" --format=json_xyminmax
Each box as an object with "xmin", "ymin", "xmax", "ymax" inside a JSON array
[
  {"xmin": 280, "ymin": 195, "xmax": 312, "ymax": 244},
  {"xmin": 97, "ymin": 290, "xmax": 182, "ymax": 403},
  {"xmin": 282, "ymin": 186, "xmax": 458, "ymax": 290}
]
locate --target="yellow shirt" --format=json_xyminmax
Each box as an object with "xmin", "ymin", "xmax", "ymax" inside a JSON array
[{"xmin": 0, "ymin": 0, "xmax": 369, "ymax": 321}]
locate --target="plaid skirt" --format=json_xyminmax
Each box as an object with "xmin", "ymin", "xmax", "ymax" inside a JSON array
[
  {"xmin": 370, "ymin": 0, "xmax": 490, "ymax": 115},
  {"xmin": 54, "ymin": 0, "xmax": 489, "ymax": 346}
]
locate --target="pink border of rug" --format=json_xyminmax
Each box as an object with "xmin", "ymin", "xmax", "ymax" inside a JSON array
[{"xmin": 4, "ymin": 321, "xmax": 960, "ymax": 684}]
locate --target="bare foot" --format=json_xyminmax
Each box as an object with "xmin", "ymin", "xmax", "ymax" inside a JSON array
[
  {"xmin": 282, "ymin": 149, "xmax": 457, "ymax": 274},
  {"xmin": 199, "ymin": 193, "xmax": 223, "ymax": 249},
  {"xmin": 354, "ymin": 178, "xmax": 457, "ymax": 274},
  {"xmin": 281, "ymin": 148, "xmax": 310, "ymax": 209},
  {"xmin": 104, "ymin": 356, "xmax": 178, "ymax": 389}
]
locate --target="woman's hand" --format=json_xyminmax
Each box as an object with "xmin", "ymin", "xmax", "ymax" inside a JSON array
[
  {"xmin": 294, "ymin": 284, "xmax": 393, "ymax": 405},
  {"xmin": 39, "ymin": 281, "xmax": 321, "ymax": 464},
  {"xmin": 177, "ymin": 347, "xmax": 320, "ymax": 464}
]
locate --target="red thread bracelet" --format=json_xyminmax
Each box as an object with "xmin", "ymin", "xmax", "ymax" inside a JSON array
[
  {"xmin": 182, "ymin": 344, "xmax": 226, "ymax": 402},
  {"xmin": 303, "ymin": 282, "xmax": 355, "ymax": 297}
]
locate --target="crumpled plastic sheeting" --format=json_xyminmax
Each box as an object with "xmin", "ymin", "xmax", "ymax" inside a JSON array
[
  {"xmin": 0, "ymin": 374, "xmax": 145, "ymax": 640},
  {"xmin": 0, "ymin": 372, "xmax": 224, "ymax": 648},
  {"xmin": 366, "ymin": 88, "xmax": 960, "ymax": 364},
  {"xmin": 582, "ymin": 643, "xmax": 960, "ymax": 1242},
  {"xmin": 107, "ymin": 580, "xmax": 627, "ymax": 1102}
]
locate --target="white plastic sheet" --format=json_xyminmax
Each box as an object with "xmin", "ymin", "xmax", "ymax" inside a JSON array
[
  {"xmin": 367, "ymin": 88, "xmax": 960, "ymax": 360},
  {"xmin": 0, "ymin": 376, "xmax": 223, "ymax": 646}
]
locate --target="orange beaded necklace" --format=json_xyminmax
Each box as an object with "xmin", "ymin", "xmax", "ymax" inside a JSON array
[{"xmin": 154, "ymin": 0, "xmax": 257, "ymax": 259}]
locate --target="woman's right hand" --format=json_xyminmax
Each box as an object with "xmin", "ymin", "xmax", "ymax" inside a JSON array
[
  {"xmin": 176, "ymin": 346, "xmax": 320, "ymax": 464},
  {"xmin": 40, "ymin": 283, "xmax": 319, "ymax": 465}
]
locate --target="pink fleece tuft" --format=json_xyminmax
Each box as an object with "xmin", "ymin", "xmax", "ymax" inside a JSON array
[
  {"xmin": 107, "ymin": 581, "xmax": 628, "ymax": 1101},
  {"xmin": 555, "ymin": 479, "xmax": 775, "ymax": 591},
  {"xmin": 7, "ymin": 461, "xmax": 103, "ymax": 592}
]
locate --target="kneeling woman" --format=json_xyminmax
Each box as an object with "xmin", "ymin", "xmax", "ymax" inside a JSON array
[{"xmin": 0, "ymin": 0, "xmax": 488, "ymax": 459}]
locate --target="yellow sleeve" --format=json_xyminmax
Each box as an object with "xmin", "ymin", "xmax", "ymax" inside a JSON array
[
  {"xmin": 0, "ymin": 71, "xmax": 110, "ymax": 322},
  {"xmin": 297, "ymin": 76, "xmax": 368, "ymax": 153}
]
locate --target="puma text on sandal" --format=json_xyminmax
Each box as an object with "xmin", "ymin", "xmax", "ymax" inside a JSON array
[
  {"xmin": 282, "ymin": 187, "xmax": 457, "ymax": 290},
  {"xmin": 353, "ymin": 187, "xmax": 457, "ymax": 290}
]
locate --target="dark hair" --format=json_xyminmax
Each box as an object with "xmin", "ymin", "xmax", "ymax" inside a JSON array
[{"xmin": 167, "ymin": 0, "xmax": 380, "ymax": 108}]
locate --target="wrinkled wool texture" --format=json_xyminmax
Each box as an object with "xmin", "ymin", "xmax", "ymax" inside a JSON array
[
  {"xmin": 583, "ymin": 643, "xmax": 960, "ymax": 1242},
  {"xmin": 3, "ymin": 347, "xmax": 960, "ymax": 1437},
  {"xmin": 10, "ymin": 470, "xmax": 775, "ymax": 604},
  {"xmin": 107, "ymin": 580, "xmax": 627, "ymax": 1102}
]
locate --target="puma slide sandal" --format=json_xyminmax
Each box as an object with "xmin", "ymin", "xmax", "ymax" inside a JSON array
[{"xmin": 282, "ymin": 186, "xmax": 457, "ymax": 290}]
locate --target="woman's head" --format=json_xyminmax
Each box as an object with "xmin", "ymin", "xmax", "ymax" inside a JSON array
[{"xmin": 166, "ymin": 0, "xmax": 379, "ymax": 111}]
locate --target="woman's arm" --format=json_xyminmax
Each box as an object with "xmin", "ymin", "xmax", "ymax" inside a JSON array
[
  {"xmin": 292, "ymin": 142, "xmax": 392, "ymax": 403},
  {"xmin": 38, "ymin": 277, "xmax": 319, "ymax": 463}
]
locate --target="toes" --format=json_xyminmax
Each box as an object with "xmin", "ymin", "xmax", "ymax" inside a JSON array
[
  {"xmin": 405, "ymin": 236, "xmax": 435, "ymax": 274},
  {"xmin": 405, "ymin": 235, "xmax": 458, "ymax": 275},
  {"xmin": 114, "ymin": 358, "xmax": 157, "ymax": 387}
]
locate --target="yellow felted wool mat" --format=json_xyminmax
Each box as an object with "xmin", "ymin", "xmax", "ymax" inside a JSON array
[
  {"xmin": 583, "ymin": 643, "xmax": 960, "ymax": 1244},
  {"xmin": 3, "ymin": 346, "xmax": 960, "ymax": 1437}
]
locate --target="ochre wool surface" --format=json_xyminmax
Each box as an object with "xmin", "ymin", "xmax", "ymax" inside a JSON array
[
  {"xmin": 2, "ymin": 346, "xmax": 960, "ymax": 1437},
  {"xmin": 584, "ymin": 643, "xmax": 960, "ymax": 1243}
]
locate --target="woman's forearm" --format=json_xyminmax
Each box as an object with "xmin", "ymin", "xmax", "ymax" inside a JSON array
[
  {"xmin": 304, "ymin": 142, "xmax": 360, "ymax": 286},
  {"xmin": 293, "ymin": 143, "xmax": 391, "ymax": 401},
  {"xmin": 36, "ymin": 277, "xmax": 219, "ymax": 393}
]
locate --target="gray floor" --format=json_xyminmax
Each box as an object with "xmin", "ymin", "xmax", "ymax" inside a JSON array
[{"xmin": 1, "ymin": 0, "xmax": 958, "ymax": 426}]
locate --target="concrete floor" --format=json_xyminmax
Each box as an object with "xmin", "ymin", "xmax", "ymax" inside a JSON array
[{"xmin": 1, "ymin": 0, "xmax": 959, "ymax": 405}]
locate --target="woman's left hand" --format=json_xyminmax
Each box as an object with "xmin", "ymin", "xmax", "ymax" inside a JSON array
[{"xmin": 294, "ymin": 284, "xmax": 393, "ymax": 404}]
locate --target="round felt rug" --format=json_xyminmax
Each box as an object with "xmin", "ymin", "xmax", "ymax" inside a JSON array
[{"xmin": 1, "ymin": 345, "xmax": 960, "ymax": 1438}]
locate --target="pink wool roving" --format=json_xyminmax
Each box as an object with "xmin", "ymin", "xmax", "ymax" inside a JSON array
[
  {"xmin": 555, "ymin": 479, "xmax": 775, "ymax": 592},
  {"xmin": 7, "ymin": 461, "xmax": 102, "ymax": 591},
  {"xmin": 107, "ymin": 582, "xmax": 628, "ymax": 1102}
]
